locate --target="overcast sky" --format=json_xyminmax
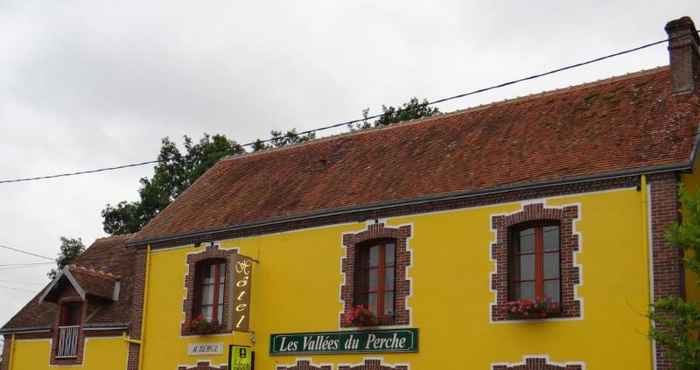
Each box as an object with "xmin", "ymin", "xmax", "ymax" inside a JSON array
[{"xmin": 0, "ymin": 1, "xmax": 698, "ymax": 327}]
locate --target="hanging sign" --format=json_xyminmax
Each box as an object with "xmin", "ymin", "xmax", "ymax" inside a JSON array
[
  {"xmin": 270, "ymin": 328, "xmax": 418, "ymax": 355},
  {"xmin": 232, "ymin": 255, "xmax": 253, "ymax": 331},
  {"xmin": 228, "ymin": 345, "xmax": 253, "ymax": 370}
]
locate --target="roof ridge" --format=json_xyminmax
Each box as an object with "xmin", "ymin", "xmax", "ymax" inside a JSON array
[
  {"xmin": 221, "ymin": 65, "xmax": 669, "ymax": 162},
  {"xmin": 69, "ymin": 264, "xmax": 120, "ymax": 280}
]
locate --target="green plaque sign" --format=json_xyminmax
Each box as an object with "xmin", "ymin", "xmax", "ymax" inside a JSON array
[
  {"xmin": 228, "ymin": 345, "xmax": 253, "ymax": 370},
  {"xmin": 270, "ymin": 328, "xmax": 418, "ymax": 355}
]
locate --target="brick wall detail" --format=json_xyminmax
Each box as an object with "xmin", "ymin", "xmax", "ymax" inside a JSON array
[
  {"xmin": 182, "ymin": 243, "xmax": 238, "ymax": 335},
  {"xmin": 648, "ymin": 173, "xmax": 683, "ymax": 370},
  {"xmin": 490, "ymin": 203, "xmax": 581, "ymax": 321},
  {"xmin": 276, "ymin": 359, "xmax": 332, "ymax": 370},
  {"xmin": 492, "ymin": 357, "xmax": 583, "ymax": 370},
  {"xmin": 1, "ymin": 335, "xmax": 11, "ymax": 370},
  {"xmin": 340, "ymin": 223, "xmax": 412, "ymax": 327},
  {"xmin": 178, "ymin": 360, "xmax": 228, "ymax": 370},
  {"xmin": 338, "ymin": 359, "xmax": 409, "ymax": 370},
  {"xmin": 127, "ymin": 247, "xmax": 148, "ymax": 370}
]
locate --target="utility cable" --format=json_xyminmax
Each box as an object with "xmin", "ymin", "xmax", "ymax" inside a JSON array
[
  {"xmin": 0, "ymin": 244, "xmax": 54, "ymax": 261},
  {"xmin": 0, "ymin": 29, "xmax": 698, "ymax": 185}
]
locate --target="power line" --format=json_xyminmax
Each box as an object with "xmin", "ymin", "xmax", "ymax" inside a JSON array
[
  {"xmin": 0, "ymin": 30, "xmax": 698, "ymax": 185},
  {"xmin": 0, "ymin": 262, "xmax": 54, "ymax": 268},
  {"xmin": 0, "ymin": 244, "xmax": 54, "ymax": 261}
]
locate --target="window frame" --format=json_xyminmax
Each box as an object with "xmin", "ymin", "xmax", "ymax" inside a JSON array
[
  {"xmin": 354, "ymin": 239, "xmax": 396, "ymax": 320},
  {"xmin": 193, "ymin": 259, "xmax": 227, "ymax": 324},
  {"xmin": 341, "ymin": 223, "xmax": 412, "ymax": 328},
  {"xmin": 490, "ymin": 203, "xmax": 582, "ymax": 322},
  {"xmin": 508, "ymin": 221, "xmax": 561, "ymax": 303}
]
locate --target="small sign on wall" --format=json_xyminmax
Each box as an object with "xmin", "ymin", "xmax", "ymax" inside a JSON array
[
  {"xmin": 188, "ymin": 343, "xmax": 224, "ymax": 356},
  {"xmin": 229, "ymin": 345, "xmax": 254, "ymax": 370}
]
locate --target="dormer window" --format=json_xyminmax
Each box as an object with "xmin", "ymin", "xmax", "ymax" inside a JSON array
[{"xmin": 55, "ymin": 302, "xmax": 82, "ymax": 359}]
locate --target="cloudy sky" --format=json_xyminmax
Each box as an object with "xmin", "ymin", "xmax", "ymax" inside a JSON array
[{"xmin": 0, "ymin": 1, "xmax": 698, "ymax": 327}]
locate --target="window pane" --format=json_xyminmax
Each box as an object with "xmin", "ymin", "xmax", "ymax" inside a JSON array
[
  {"xmin": 518, "ymin": 228, "xmax": 535, "ymax": 253},
  {"xmin": 544, "ymin": 226, "xmax": 560, "ymax": 252},
  {"xmin": 544, "ymin": 252, "xmax": 560, "ymax": 279},
  {"xmin": 516, "ymin": 281, "xmax": 535, "ymax": 300},
  {"xmin": 369, "ymin": 269, "xmax": 378, "ymax": 290},
  {"xmin": 385, "ymin": 243, "xmax": 395, "ymax": 265},
  {"xmin": 218, "ymin": 263, "xmax": 227, "ymax": 281},
  {"xmin": 201, "ymin": 284, "xmax": 214, "ymax": 305},
  {"xmin": 368, "ymin": 293, "xmax": 378, "ymax": 315},
  {"xmin": 201, "ymin": 306, "xmax": 213, "ymax": 321},
  {"xmin": 218, "ymin": 282, "xmax": 225, "ymax": 304},
  {"xmin": 544, "ymin": 280, "xmax": 561, "ymax": 303},
  {"xmin": 217, "ymin": 304, "xmax": 224, "ymax": 323},
  {"xmin": 203, "ymin": 264, "xmax": 214, "ymax": 284},
  {"xmin": 519, "ymin": 254, "xmax": 535, "ymax": 280},
  {"xmin": 384, "ymin": 292, "xmax": 394, "ymax": 316},
  {"xmin": 384, "ymin": 267, "xmax": 395, "ymax": 290},
  {"xmin": 369, "ymin": 246, "xmax": 380, "ymax": 267}
]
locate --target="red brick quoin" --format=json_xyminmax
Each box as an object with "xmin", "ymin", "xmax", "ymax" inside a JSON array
[
  {"xmin": 490, "ymin": 203, "xmax": 581, "ymax": 321},
  {"xmin": 276, "ymin": 360, "xmax": 332, "ymax": 370},
  {"xmin": 340, "ymin": 223, "xmax": 412, "ymax": 327},
  {"xmin": 492, "ymin": 357, "xmax": 583, "ymax": 370},
  {"xmin": 178, "ymin": 361, "xmax": 228, "ymax": 370},
  {"xmin": 338, "ymin": 359, "xmax": 408, "ymax": 370},
  {"xmin": 182, "ymin": 243, "xmax": 238, "ymax": 336}
]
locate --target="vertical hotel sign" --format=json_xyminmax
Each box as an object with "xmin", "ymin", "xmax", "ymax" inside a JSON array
[{"xmin": 233, "ymin": 254, "xmax": 253, "ymax": 331}]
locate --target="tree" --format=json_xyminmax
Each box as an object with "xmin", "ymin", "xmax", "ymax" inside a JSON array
[
  {"xmin": 650, "ymin": 185, "xmax": 700, "ymax": 369},
  {"xmin": 102, "ymin": 134, "xmax": 244, "ymax": 235},
  {"xmin": 47, "ymin": 237, "xmax": 86, "ymax": 279},
  {"xmin": 349, "ymin": 97, "xmax": 440, "ymax": 131},
  {"xmin": 251, "ymin": 129, "xmax": 316, "ymax": 152}
]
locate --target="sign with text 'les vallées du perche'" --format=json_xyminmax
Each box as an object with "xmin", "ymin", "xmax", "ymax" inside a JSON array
[{"xmin": 270, "ymin": 329, "xmax": 418, "ymax": 355}]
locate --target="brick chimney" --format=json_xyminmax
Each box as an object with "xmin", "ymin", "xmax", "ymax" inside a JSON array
[{"xmin": 665, "ymin": 16, "xmax": 700, "ymax": 94}]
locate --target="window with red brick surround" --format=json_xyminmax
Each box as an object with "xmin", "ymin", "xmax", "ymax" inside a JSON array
[
  {"xmin": 491, "ymin": 203, "xmax": 581, "ymax": 321},
  {"xmin": 338, "ymin": 359, "xmax": 409, "ymax": 370},
  {"xmin": 177, "ymin": 361, "xmax": 228, "ymax": 370},
  {"xmin": 492, "ymin": 357, "xmax": 583, "ymax": 370},
  {"xmin": 182, "ymin": 243, "xmax": 237, "ymax": 336},
  {"xmin": 276, "ymin": 360, "xmax": 332, "ymax": 370},
  {"xmin": 341, "ymin": 223, "xmax": 411, "ymax": 328}
]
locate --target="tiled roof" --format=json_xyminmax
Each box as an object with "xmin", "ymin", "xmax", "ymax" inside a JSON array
[
  {"xmin": 1, "ymin": 234, "xmax": 135, "ymax": 330},
  {"xmin": 131, "ymin": 67, "xmax": 700, "ymax": 245}
]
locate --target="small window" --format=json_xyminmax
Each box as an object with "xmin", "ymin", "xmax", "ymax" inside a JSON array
[
  {"xmin": 354, "ymin": 240, "xmax": 396, "ymax": 320},
  {"xmin": 194, "ymin": 259, "xmax": 227, "ymax": 323},
  {"xmin": 509, "ymin": 223, "xmax": 561, "ymax": 303},
  {"xmin": 59, "ymin": 302, "xmax": 82, "ymax": 326}
]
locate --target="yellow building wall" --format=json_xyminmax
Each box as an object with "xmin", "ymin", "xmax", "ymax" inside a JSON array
[
  {"xmin": 9, "ymin": 337, "xmax": 128, "ymax": 370},
  {"xmin": 142, "ymin": 187, "xmax": 653, "ymax": 370}
]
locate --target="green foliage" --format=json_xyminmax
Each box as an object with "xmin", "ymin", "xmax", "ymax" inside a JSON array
[
  {"xmin": 102, "ymin": 134, "xmax": 244, "ymax": 235},
  {"xmin": 650, "ymin": 185, "xmax": 700, "ymax": 369},
  {"xmin": 251, "ymin": 129, "xmax": 316, "ymax": 152},
  {"xmin": 349, "ymin": 97, "xmax": 440, "ymax": 131},
  {"xmin": 651, "ymin": 297, "xmax": 700, "ymax": 369},
  {"xmin": 47, "ymin": 237, "xmax": 86, "ymax": 279}
]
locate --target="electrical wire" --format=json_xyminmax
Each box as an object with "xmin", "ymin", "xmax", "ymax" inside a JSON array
[
  {"xmin": 0, "ymin": 244, "xmax": 54, "ymax": 261},
  {"xmin": 0, "ymin": 30, "xmax": 698, "ymax": 185}
]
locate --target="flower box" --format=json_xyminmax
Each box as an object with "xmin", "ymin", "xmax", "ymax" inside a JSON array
[
  {"xmin": 345, "ymin": 305, "xmax": 379, "ymax": 327},
  {"xmin": 505, "ymin": 298, "xmax": 561, "ymax": 320},
  {"xmin": 185, "ymin": 314, "xmax": 223, "ymax": 335}
]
